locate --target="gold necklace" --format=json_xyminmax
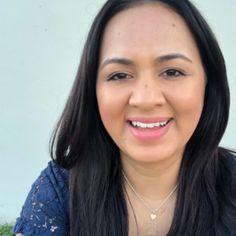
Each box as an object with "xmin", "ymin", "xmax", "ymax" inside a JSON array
[{"xmin": 123, "ymin": 172, "xmax": 178, "ymax": 235}]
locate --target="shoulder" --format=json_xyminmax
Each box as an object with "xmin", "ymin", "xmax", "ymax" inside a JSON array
[
  {"xmin": 38, "ymin": 160, "xmax": 69, "ymax": 194},
  {"xmin": 29, "ymin": 160, "xmax": 69, "ymax": 214},
  {"xmin": 13, "ymin": 161, "xmax": 70, "ymax": 236},
  {"xmin": 231, "ymin": 154, "xmax": 236, "ymax": 170},
  {"xmin": 226, "ymin": 151, "xmax": 236, "ymax": 175},
  {"xmin": 219, "ymin": 150, "xmax": 236, "ymax": 187},
  {"xmin": 219, "ymin": 149, "xmax": 236, "ymax": 172},
  {"xmin": 218, "ymin": 150, "xmax": 236, "ymax": 234},
  {"xmin": 230, "ymin": 154, "xmax": 236, "ymax": 184}
]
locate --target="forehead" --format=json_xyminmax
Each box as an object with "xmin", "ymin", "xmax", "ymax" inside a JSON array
[{"xmin": 99, "ymin": 3, "xmax": 199, "ymax": 61}]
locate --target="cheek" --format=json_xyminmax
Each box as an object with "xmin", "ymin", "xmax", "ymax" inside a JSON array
[
  {"xmin": 96, "ymin": 86, "xmax": 129, "ymax": 129},
  {"xmin": 171, "ymin": 86, "xmax": 205, "ymax": 134}
]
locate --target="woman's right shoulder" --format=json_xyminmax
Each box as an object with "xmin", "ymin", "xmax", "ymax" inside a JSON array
[
  {"xmin": 31, "ymin": 160, "xmax": 69, "ymax": 204},
  {"xmin": 13, "ymin": 160, "xmax": 70, "ymax": 236},
  {"xmin": 42, "ymin": 160, "xmax": 69, "ymax": 187}
]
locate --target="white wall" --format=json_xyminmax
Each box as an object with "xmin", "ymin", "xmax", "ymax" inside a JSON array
[{"xmin": 0, "ymin": 0, "xmax": 235, "ymax": 222}]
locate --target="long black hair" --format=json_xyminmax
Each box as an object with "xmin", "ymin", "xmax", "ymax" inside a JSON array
[{"xmin": 50, "ymin": 0, "xmax": 236, "ymax": 235}]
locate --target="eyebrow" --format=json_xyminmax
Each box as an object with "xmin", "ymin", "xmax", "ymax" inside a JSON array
[
  {"xmin": 99, "ymin": 57, "xmax": 134, "ymax": 70},
  {"xmin": 99, "ymin": 53, "xmax": 193, "ymax": 69},
  {"xmin": 155, "ymin": 53, "xmax": 193, "ymax": 64}
]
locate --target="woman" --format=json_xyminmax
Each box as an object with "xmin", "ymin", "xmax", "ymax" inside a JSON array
[{"xmin": 14, "ymin": 0, "xmax": 236, "ymax": 235}]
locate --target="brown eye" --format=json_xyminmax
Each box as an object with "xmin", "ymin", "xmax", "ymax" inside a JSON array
[
  {"xmin": 108, "ymin": 73, "xmax": 131, "ymax": 81},
  {"xmin": 162, "ymin": 69, "xmax": 185, "ymax": 78}
]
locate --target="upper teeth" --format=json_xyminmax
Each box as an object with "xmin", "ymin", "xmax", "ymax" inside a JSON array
[{"xmin": 131, "ymin": 120, "xmax": 168, "ymax": 128}]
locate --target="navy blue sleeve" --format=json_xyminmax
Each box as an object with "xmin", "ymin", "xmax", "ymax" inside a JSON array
[
  {"xmin": 13, "ymin": 161, "xmax": 69, "ymax": 236},
  {"xmin": 230, "ymin": 154, "xmax": 236, "ymax": 235}
]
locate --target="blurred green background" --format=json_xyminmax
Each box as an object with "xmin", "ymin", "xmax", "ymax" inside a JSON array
[{"xmin": 0, "ymin": 0, "xmax": 235, "ymax": 224}]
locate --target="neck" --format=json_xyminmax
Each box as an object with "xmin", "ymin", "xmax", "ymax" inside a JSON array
[{"xmin": 121, "ymin": 154, "xmax": 181, "ymax": 201}]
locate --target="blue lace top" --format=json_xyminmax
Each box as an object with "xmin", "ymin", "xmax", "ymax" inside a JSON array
[
  {"xmin": 13, "ymin": 161, "xmax": 69, "ymax": 236},
  {"xmin": 13, "ymin": 157, "xmax": 236, "ymax": 235}
]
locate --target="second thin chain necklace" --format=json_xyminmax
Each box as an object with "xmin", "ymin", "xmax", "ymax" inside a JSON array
[{"xmin": 123, "ymin": 172, "xmax": 178, "ymax": 235}]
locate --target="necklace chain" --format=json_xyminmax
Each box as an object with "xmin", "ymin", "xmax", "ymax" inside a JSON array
[{"xmin": 123, "ymin": 171, "xmax": 178, "ymax": 214}]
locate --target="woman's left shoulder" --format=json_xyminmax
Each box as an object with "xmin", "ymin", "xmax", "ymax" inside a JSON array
[
  {"xmin": 227, "ymin": 152, "xmax": 236, "ymax": 174},
  {"xmin": 218, "ymin": 150, "xmax": 236, "ymax": 234},
  {"xmin": 220, "ymin": 148, "xmax": 236, "ymax": 171}
]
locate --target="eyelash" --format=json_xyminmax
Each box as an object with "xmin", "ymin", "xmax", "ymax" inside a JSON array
[
  {"xmin": 107, "ymin": 68, "xmax": 186, "ymax": 81},
  {"xmin": 107, "ymin": 72, "xmax": 132, "ymax": 81},
  {"xmin": 161, "ymin": 68, "xmax": 186, "ymax": 78}
]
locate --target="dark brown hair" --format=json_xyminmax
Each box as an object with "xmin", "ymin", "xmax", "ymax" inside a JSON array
[{"xmin": 50, "ymin": 0, "xmax": 236, "ymax": 235}]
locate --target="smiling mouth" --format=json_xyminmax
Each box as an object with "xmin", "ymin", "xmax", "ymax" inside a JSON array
[{"xmin": 129, "ymin": 118, "xmax": 173, "ymax": 129}]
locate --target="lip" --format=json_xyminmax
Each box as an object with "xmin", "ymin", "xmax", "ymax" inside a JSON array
[{"xmin": 127, "ymin": 117, "xmax": 173, "ymax": 141}]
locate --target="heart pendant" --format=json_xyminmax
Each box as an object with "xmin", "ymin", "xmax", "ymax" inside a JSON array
[{"xmin": 150, "ymin": 213, "xmax": 157, "ymax": 220}]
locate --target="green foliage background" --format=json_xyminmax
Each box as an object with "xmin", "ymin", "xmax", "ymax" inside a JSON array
[{"xmin": 0, "ymin": 223, "xmax": 13, "ymax": 236}]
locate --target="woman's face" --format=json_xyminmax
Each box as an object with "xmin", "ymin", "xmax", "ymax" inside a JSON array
[{"xmin": 96, "ymin": 3, "xmax": 206, "ymax": 165}]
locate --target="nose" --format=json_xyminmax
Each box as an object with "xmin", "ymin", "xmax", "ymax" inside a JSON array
[{"xmin": 128, "ymin": 78, "xmax": 166, "ymax": 110}]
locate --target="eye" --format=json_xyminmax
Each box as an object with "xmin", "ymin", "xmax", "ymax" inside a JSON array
[
  {"xmin": 162, "ymin": 69, "xmax": 186, "ymax": 79},
  {"xmin": 107, "ymin": 72, "xmax": 132, "ymax": 81}
]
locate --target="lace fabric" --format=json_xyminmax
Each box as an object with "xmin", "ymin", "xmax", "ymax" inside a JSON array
[
  {"xmin": 13, "ymin": 161, "xmax": 69, "ymax": 236},
  {"xmin": 12, "ymin": 155, "xmax": 236, "ymax": 235}
]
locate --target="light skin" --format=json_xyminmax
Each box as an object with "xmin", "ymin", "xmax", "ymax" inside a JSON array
[
  {"xmin": 16, "ymin": 3, "xmax": 206, "ymax": 236},
  {"xmin": 96, "ymin": 2, "xmax": 206, "ymax": 235},
  {"xmin": 17, "ymin": 3, "xmax": 206, "ymax": 236}
]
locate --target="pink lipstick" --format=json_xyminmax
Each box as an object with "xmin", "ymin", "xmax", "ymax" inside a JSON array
[{"xmin": 127, "ymin": 117, "xmax": 173, "ymax": 141}]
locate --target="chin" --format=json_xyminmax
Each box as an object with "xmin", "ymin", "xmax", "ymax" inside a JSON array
[
  {"xmin": 123, "ymin": 152, "xmax": 172, "ymax": 164},
  {"xmin": 121, "ymin": 144, "xmax": 185, "ymax": 166}
]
